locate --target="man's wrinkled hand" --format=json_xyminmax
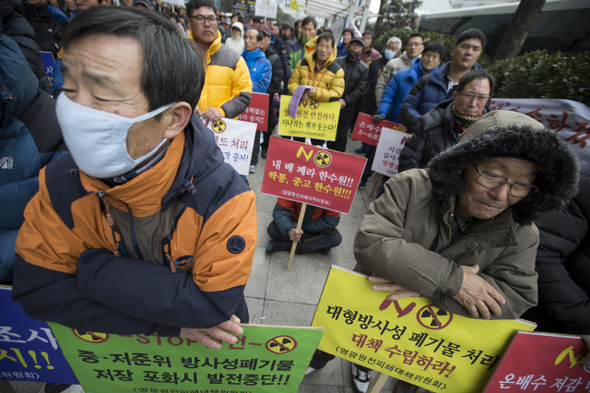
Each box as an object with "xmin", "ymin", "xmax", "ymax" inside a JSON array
[
  {"xmin": 368, "ymin": 275, "xmax": 420, "ymax": 301},
  {"xmin": 581, "ymin": 335, "xmax": 590, "ymax": 367},
  {"xmin": 180, "ymin": 315, "xmax": 243, "ymax": 350},
  {"xmin": 202, "ymin": 107, "xmax": 223, "ymax": 121},
  {"xmin": 452, "ymin": 265, "xmax": 505, "ymax": 319},
  {"xmin": 288, "ymin": 228, "xmax": 303, "ymax": 242}
]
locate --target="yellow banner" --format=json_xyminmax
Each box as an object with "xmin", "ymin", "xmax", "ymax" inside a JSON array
[
  {"xmin": 311, "ymin": 267, "xmax": 536, "ymax": 393},
  {"xmin": 278, "ymin": 95, "xmax": 340, "ymax": 141}
]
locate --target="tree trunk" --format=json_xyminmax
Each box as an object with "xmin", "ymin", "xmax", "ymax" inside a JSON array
[
  {"xmin": 375, "ymin": 0, "xmax": 389, "ymax": 30},
  {"xmin": 493, "ymin": 0, "xmax": 546, "ymax": 61}
]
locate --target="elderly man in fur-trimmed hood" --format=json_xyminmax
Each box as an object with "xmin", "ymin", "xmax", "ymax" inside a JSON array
[
  {"xmin": 350, "ymin": 110, "xmax": 579, "ymax": 392},
  {"xmin": 355, "ymin": 110, "xmax": 579, "ymax": 319}
]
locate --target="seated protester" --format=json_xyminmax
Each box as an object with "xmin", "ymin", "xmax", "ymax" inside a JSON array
[
  {"xmin": 374, "ymin": 42, "xmax": 445, "ymax": 125},
  {"xmin": 398, "ymin": 69, "xmax": 494, "ymax": 172},
  {"xmin": 266, "ymin": 199, "xmax": 342, "ymax": 254},
  {"xmin": 0, "ymin": 33, "xmax": 67, "ymax": 284},
  {"xmin": 521, "ymin": 168, "xmax": 590, "ymax": 367},
  {"xmin": 288, "ymin": 31, "xmax": 344, "ymax": 145}
]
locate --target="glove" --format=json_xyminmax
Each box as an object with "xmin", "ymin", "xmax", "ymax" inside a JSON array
[
  {"xmin": 581, "ymin": 335, "xmax": 590, "ymax": 367},
  {"xmin": 373, "ymin": 114, "xmax": 385, "ymax": 124}
]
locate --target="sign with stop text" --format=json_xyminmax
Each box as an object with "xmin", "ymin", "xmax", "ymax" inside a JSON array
[
  {"xmin": 371, "ymin": 127, "xmax": 410, "ymax": 177},
  {"xmin": 311, "ymin": 267, "xmax": 536, "ymax": 393},
  {"xmin": 278, "ymin": 95, "xmax": 340, "ymax": 141},
  {"xmin": 261, "ymin": 137, "xmax": 366, "ymax": 214},
  {"xmin": 199, "ymin": 116, "xmax": 256, "ymax": 176},
  {"xmin": 237, "ymin": 92, "xmax": 269, "ymax": 131},
  {"xmin": 485, "ymin": 332, "xmax": 590, "ymax": 392},
  {"xmin": 352, "ymin": 112, "xmax": 407, "ymax": 146},
  {"xmin": 48, "ymin": 322, "xmax": 323, "ymax": 393}
]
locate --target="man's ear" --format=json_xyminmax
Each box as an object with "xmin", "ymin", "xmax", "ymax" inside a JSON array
[{"xmin": 162, "ymin": 102, "xmax": 193, "ymax": 139}]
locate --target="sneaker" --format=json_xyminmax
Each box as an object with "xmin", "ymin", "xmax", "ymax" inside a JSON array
[
  {"xmin": 358, "ymin": 181, "xmax": 366, "ymax": 190},
  {"xmin": 351, "ymin": 364, "xmax": 370, "ymax": 393},
  {"xmin": 249, "ymin": 165, "xmax": 256, "ymax": 174},
  {"xmin": 355, "ymin": 145, "xmax": 366, "ymax": 154}
]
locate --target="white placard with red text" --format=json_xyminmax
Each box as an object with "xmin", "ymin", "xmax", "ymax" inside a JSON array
[
  {"xmin": 199, "ymin": 116, "xmax": 256, "ymax": 176},
  {"xmin": 371, "ymin": 127, "xmax": 410, "ymax": 177},
  {"xmin": 491, "ymin": 98, "xmax": 590, "ymax": 172}
]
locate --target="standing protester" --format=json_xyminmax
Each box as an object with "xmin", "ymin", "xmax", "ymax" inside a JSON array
[
  {"xmin": 283, "ymin": 16, "xmax": 316, "ymax": 82},
  {"xmin": 398, "ymin": 69, "xmax": 494, "ymax": 172},
  {"xmin": 188, "ymin": 0, "xmax": 252, "ymax": 120},
  {"xmin": 383, "ymin": 36, "xmax": 402, "ymax": 60},
  {"xmin": 330, "ymin": 36, "xmax": 368, "ymax": 152},
  {"xmin": 288, "ymin": 31, "xmax": 344, "ymax": 145},
  {"xmin": 259, "ymin": 24, "xmax": 283, "ymax": 159},
  {"xmin": 336, "ymin": 27, "xmax": 353, "ymax": 57},
  {"xmin": 400, "ymin": 28, "xmax": 486, "ymax": 131},
  {"xmin": 374, "ymin": 42, "xmax": 445, "ymax": 125},
  {"xmin": 375, "ymin": 33, "xmax": 425, "ymax": 106},
  {"xmin": 225, "ymin": 21, "xmax": 244, "ymax": 55},
  {"xmin": 242, "ymin": 27, "xmax": 271, "ymax": 174},
  {"xmin": 360, "ymin": 30, "xmax": 380, "ymax": 65},
  {"xmin": 12, "ymin": 4, "xmax": 257, "ymax": 361}
]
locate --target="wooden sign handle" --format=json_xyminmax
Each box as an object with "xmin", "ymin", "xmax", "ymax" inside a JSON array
[{"xmin": 287, "ymin": 203, "xmax": 307, "ymax": 270}]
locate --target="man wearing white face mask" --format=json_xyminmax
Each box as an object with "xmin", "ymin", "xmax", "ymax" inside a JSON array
[{"xmin": 12, "ymin": 7, "xmax": 257, "ymax": 350}]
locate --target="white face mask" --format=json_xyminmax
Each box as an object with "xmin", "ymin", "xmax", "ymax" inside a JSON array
[
  {"xmin": 384, "ymin": 49, "xmax": 395, "ymax": 60},
  {"xmin": 56, "ymin": 93, "xmax": 173, "ymax": 179}
]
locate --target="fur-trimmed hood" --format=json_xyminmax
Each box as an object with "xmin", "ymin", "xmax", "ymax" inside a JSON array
[{"xmin": 428, "ymin": 111, "xmax": 579, "ymax": 225}]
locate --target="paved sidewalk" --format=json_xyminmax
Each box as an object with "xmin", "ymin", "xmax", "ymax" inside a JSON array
[{"xmin": 9, "ymin": 134, "xmax": 396, "ymax": 393}]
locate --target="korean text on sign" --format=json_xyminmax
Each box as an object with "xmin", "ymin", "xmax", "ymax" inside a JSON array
[
  {"xmin": 352, "ymin": 112, "xmax": 407, "ymax": 146},
  {"xmin": 237, "ymin": 92, "xmax": 269, "ymax": 131},
  {"xmin": 311, "ymin": 267, "xmax": 535, "ymax": 393},
  {"xmin": 278, "ymin": 95, "xmax": 341, "ymax": 141},
  {"xmin": 261, "ymin": 137, "xmax": 366, "ymax": 214}
]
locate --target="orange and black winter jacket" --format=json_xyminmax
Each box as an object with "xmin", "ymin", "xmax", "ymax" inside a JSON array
[
  {"xmin": 273, "ymin": 198, "xmax": 340, "ymax": 237},
  {"xmin": 12, "ymin": 115, "xmax": 257, "ymax": 336}
]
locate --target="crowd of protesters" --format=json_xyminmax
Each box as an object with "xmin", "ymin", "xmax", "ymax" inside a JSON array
[{"xmin": 1, "ymin": 2, "xmax": 588, "ymax": 393}]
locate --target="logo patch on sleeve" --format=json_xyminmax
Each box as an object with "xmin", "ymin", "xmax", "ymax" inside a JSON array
[{"xmin": 227, "ymin": 235, "xmax": 246, "ymax": 254}]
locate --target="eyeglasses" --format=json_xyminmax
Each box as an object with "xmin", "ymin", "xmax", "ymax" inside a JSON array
[
  {"xmin": 190, "ymin": 15, "xmax": 217, "ymax": 24},
  {"xmin": 473, "ymin": 165, "xmax": 538, "ymax": 198},
  {"xmin": 407, "ymin": 42, "xmax": 423, "ymax": 47},
  {"xmin": 458, "ymin": 91, "xmax": 490, "ymax": 103}
]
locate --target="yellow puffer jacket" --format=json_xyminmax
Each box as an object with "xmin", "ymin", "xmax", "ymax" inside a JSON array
[
  {"xmin": 190, "ymin": 30, "xmax": 253, "ymax": 118},
  {"xmin": 288, "ymin": 36, "xmax": 345, "ymax": 102}
]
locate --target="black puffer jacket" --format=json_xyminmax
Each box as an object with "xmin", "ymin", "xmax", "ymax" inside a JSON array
[
  {"xmin": 399, "ymin": 99, "xmax": 489, "ymax": 172},
  {"xmin": 527, "ymin": 172, "xmax": 590, "ymax": 334},
  {"xmin": 18, "ymin": 0, "xmax": 63, "ymax": 57},
  {"xmin": 263, "ymin": 45, "xmax": 282, "ymax": 98},
  {"xmin": 0, "ymin": 1, "xmax": 51, "ymax": 93},
  {"xmin": 335, "ymin": 55, "xmax": 369, "ymax": 110}
]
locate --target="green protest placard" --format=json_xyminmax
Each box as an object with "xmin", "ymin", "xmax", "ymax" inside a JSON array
[{"xmin": 48, "ymin": 323, "xmax": 323, "ymax": 393}]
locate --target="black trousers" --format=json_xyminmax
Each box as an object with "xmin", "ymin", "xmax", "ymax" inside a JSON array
[{"xmin": 267, "ymin": 221, "xmax": 342, "ymax": 253}]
